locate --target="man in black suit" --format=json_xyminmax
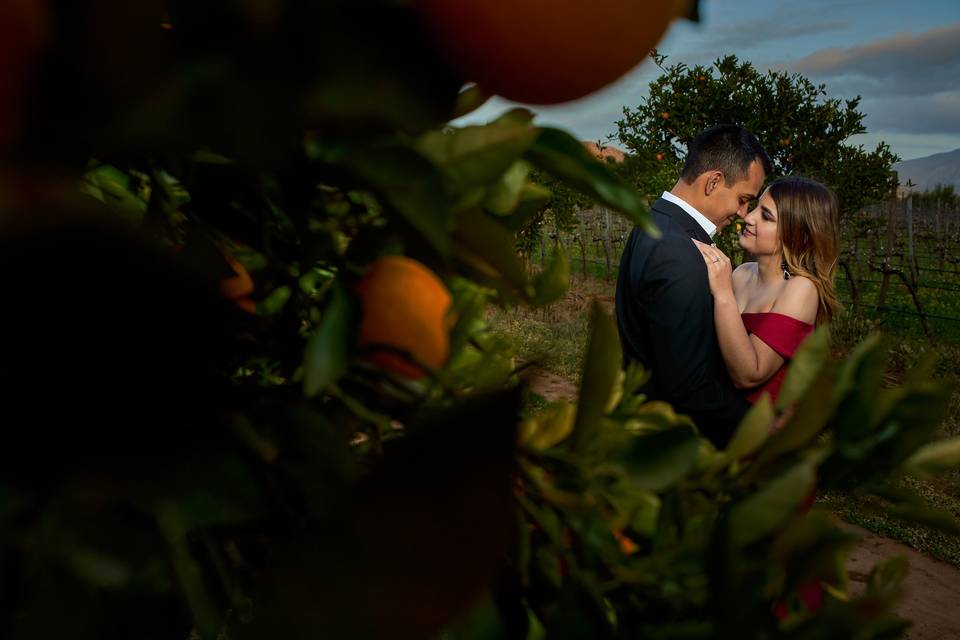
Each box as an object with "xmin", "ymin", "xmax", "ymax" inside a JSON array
[{"xmin": 615, "ymin": 125, "xmax": 773, "ymax": 447}]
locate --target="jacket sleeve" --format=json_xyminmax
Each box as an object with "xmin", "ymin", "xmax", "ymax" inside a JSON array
[{"xmin": 641, "ymin": 238, "xmax": 750, "ymax": 447}]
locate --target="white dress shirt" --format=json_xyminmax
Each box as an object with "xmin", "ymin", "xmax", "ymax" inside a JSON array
[{"xmin": 660, "ymin": 191, "xmax": 716, "ymax": 239}]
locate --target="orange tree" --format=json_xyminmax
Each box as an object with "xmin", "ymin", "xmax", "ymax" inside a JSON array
[
  {"xmin": 1, "ymin": 2, "xmax": 958, "ymax": 639},
  {"xmin": 616, "ymin": 52, "xmax": 900, "ymax": 258}
]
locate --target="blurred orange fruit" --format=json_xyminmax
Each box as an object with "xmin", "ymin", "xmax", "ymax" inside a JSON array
[
  {"xmin": 220, "ymin": 252, "xmax": 256, "ymax": 312},
  {"xmin": 356, "ymin": 256, "xmax": 452, "ymax": 379},
  {"xmin": 415, "ymin": 0, "xmax": 677, "ymax": 104},
  {"xmin": 613, "ymin": 529, "xmax": 639, "ymax": 555}
]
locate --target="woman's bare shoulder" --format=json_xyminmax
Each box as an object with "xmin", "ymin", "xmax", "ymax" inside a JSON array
[{"xmin": 772, "ymin": 275, "xmax": 819, "ymax": 323}]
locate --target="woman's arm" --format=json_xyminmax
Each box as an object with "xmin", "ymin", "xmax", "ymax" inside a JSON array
[
  {"xmin": 693, "ymin": 242, "xmax": 816, "ymax": 389},
  {"xmin": 711, "ymin": 288, "xmax": 786, "ymax": 389}
]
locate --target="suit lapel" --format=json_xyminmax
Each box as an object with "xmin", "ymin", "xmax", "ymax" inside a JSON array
[{"xmin": 651, "ymin": 197, "xmax": 714, "ymax": 244}]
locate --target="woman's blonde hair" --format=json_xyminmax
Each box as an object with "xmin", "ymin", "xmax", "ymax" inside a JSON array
[{"xmin": 768, "ymin": 176, "xmax": 841, "ymax": 324}]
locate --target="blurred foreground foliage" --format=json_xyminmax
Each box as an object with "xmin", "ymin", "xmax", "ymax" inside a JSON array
[{"xmin": 0, "ymin": 2, "xmax": 957, "ymax": 639}]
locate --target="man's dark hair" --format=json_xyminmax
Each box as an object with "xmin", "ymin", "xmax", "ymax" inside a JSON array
[{"xmin": 680, "ymin": 124, "xmax": 773, "ymax": 185}]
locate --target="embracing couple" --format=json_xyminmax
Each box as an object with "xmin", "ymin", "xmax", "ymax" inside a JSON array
[{"xmin": 615, "ymin": 124, "xmax": 840, "ymax": 448}]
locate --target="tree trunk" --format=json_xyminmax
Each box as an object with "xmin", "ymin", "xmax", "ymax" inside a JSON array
[
  {"xmin": 853, "ymin": 236, "xmax": 861, "ymax": 282},
  {"xmin": 905, "ymin": 195, "xmax": 918, "ymax": 288},
  {"xmin": 840, "ymin": 259, "xmax": 859, "ymax": 313},
  {"xmin": 938, "ymin": 199, "xmax": 945, "ymax": 272},
  {"xmin": 603, "ymin": 207, "xmax": 613, "ymax": 280},
  {"xmin": 876, "ymin": 199, "xmax": 897, "ymax": 312},
  {"xmin": 578, "ymin": 232, "xmax": 587, "ymax": 278}
]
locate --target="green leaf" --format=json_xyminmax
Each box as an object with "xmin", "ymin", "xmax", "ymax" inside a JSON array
[
  {"xmin": 728, "ymin": 455, "xmax": 817, "ymax": 547},
  {"xmin": 531, "ymin": 247, "xmax": 570, "ymax": 306},
  {"xmin": 629, "ymin": 400, "xmax": 695, "ymax": 432},
  {"xmin": 769, "ymin": 511, "xmax": 859, "ymax": 569},
  {"xmin": 526, "ymin": 608, "xmax": 547, "ymax": 640},
  {"xmin": 754, "ymin": 367, "xmax": 836, "ymax": 468},
  {"xmin": 485, "ymin": 160, "xmax": 532, "ymax": 215},
  {"xmin": 82, "ymin": 165, "xmax": 147, "ymax": 223},
  {"xmin": 723, "ymin": 393, "xmax": 773, "ymax": 462},
  {"xmin": 878, "ymin": 383, "xmax": 951, "ymax": 465},
  {"xmin": 620, "ymin": 425, "xmax": 700, "ymax": 491},
  {"xmin": 498, "ymin": 183, "xmax": 553, "ymax": 232},
  {"xmin": 520, "ymin": 400, "xmax": 577, "ymax": 451},
  {"xmin": 417, "ymin": 109, "xmax": 539, "ymax": 191},
  {"xmin": 777, "ymin": 326, "xmax": 830, "ymax": 410},
  {"xmin": 572, "ymin": 302, "xmax": 622, "ymax": 450},
  {"xmin": 341, "ymin": 146, "xmax": 453, "ymax": 255},
  {"xmin": 451, "ymin": 84, "xmax": 494, "ymax": 120},
  {"xmin": 446, "ymin": 277, "xmax": 491, "ymax": 361},
  {"xmin": 887, "ymin": 503, "xmax": 960, "ymax": 534},
  {"xmin": 629, "ymin": 492, "xmax": 662, "ymax": 538},
  {"xmin": 260, "ymin": 285, "xmax": 292, "ymax": 316},
  {"xmin": 866, "ymin": 555, "xmax": 909, "ymax": 600},
  {"xmin": 525, "ymin": 128, "xmax": 657, "ymax": 237},
  {"xmin": 904, "ymin": 436, "xmax": 960, "ymax": 478},
  {"xmin": 156, "ymin": 501, "xmax": 224, "ymax": 638},
  {"xmin": 454, "ymin": 210, "xmax": 530, "ymax": 298},
  {"xmin": 833, "ymin": 333, "xmax": 884, "ymax": 402},
  {"xmin": 304, "ymin": 285, "xmax": 357, "ymax": 397}
]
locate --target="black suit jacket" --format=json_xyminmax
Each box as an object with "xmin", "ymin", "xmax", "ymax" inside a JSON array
[{"xmin": 614, "ymin": 196, "xmax": 749, "ymax": 447}]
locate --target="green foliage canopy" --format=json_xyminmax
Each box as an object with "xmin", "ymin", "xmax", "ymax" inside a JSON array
[{"xmin": 616, "ymin": 54, "xmax": 900, "ymax": 217}]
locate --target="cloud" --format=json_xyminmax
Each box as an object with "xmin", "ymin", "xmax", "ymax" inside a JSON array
[
  {"xmin": 699, "ymin": 18, "xmax": 849, "ymax": 52},
  {"xmin": 861, "ymin": 92, "xmax": 960, "ymax": 134},
  {"xmin": 786, "ymin": 23, "xmax": 960, "ymax": 96}
]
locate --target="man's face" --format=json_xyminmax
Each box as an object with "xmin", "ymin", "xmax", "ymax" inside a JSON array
[{"xmin": 708, "ymin": 159, "xmax": 765, "ymax": 232}]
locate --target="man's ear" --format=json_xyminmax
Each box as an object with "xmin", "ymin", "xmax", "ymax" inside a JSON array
[{"xmin": 703, "ymin": 171, "xmax": 724, "ymax": 196}]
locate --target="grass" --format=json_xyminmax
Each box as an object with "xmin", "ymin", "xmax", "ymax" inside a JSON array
[
  {"xmin": 488, "ymin": 273, "xmax": 960, "ymax": 567},
  {"xmin": 487, "ymin": 275, "xmax": 612, "ymax": 383}
]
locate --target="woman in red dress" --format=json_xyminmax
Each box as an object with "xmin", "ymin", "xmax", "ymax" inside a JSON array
[
  {"xmin": 693, "ymin": 176, "xmax": 841, "ymax": 407},
  {"xmin": 694, "ymin": 176, "xmax": 841, "ymax": 619}
]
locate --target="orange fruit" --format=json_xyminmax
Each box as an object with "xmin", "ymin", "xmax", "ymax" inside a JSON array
[
  {"xmin": 415, "ymin": 0, "xmax": 677, "ymax": 105},
  {"xmin": 220, "ymin": 252, "xmax": 256, "ymax": 312},
  {"xmin": 356, "ymin": 256, "xmax": 452, "ymax": 379},
  {"xmin": 613, "ymin": 529, "xmax": 639, "ymax": 555}
]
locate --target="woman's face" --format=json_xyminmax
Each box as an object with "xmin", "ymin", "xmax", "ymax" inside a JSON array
[{"xmin": 739, "ymin": 189, "xmax": 780, "ymax": 256}]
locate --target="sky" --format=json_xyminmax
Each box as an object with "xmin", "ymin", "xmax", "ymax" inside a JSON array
[{"xmin": 456, "ymin": 0, "xmax": 960, "ymax": 162}]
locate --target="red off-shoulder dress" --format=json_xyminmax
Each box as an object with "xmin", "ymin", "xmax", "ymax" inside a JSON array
[{"xmin": 741, "ymin": 312, "xmax": 814, "ymax": 405}]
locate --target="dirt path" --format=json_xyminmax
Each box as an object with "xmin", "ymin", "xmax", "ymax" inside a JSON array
[
  {"xmin": 520, "ymin": 367, "xmax": 960, "ymax": 639},
  {"xmin": 520, "ymin": 366, "xmax": 580, "ymax": 403},
  {"xmin": 842, "ymin": 522, "xmax": 960, "ymax": 639}
]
